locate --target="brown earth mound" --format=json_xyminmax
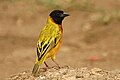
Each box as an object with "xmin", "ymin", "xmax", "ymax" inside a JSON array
[{"xmin": 8, "ymin": 66, "xmax": 120, "ymax": 80}]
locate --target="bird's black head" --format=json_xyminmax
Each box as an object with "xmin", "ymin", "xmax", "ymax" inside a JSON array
[{"xmin": 49, "ymin": 10, "xmax": 69, "ymax": 25}]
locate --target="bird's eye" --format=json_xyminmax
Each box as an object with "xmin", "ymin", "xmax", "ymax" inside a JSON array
[
  {"xmin": 56, "ymin": 13, "xmax": 63, "ymax": 18},
  {"xmin": 56, "ymin": 13, "xmax": 60, "ymax": 16}
]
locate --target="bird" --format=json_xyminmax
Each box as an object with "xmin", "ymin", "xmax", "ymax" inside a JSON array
[{"xmin": 32, "ymin": 10, "xmax": 69, "ymax": 76}]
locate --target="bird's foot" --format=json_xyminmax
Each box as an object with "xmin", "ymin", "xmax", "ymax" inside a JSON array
[
  {"xmin": 39, "ymin": 67, "xmax": 49, "ymax": 72},
  {"xmin": 52, "ymin": 66, "xmax": 61, "ymax": 70}
]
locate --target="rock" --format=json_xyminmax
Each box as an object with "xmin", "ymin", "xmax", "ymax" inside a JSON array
[{"xmin": 8, "ymin": 66, "xmax": 120, "ymax": 80}]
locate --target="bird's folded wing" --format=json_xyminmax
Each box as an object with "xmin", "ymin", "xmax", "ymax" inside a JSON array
[{"xmin": 37, "ymin": 35, "xmax": 61, "ymax": 61}]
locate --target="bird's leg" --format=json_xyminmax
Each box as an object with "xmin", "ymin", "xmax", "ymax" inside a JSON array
[
  {"xmin": 40, "ymin": 61, "xmax": 49, "ymax": 71},
  {"xmin": 44, "ymin": 61, "xmax": 49, "ymax": 68},
  {"xmin": 52, "ymin": 59, "xmax": 60, "ymax": 69}
]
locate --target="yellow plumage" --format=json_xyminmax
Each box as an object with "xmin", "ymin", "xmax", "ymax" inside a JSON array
[
  {"xmin": 32, "ymin": 16, "xmax": 62, "ymax": 75},
  {"xmin": 32, "ymin": 10, "xmax": 69, "ymax": 76}
]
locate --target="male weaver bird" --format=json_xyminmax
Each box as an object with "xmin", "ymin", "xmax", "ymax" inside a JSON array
[{"xmin": 32, "ymin": 10, "xmax": 69, "ymax": 76}]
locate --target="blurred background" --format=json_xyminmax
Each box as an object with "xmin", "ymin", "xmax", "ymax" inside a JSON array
[{"xmin": 0, "ymin": 0, "xmax": 120, "ymax": 79}]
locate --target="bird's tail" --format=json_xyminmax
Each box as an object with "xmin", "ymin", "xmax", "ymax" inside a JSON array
[
  {"xmin": 32, "ymin": 62, "xmax": 39, "ymax": 76},
  {"xmin": 32, "ymin": 57, "xmax": 46, "ymax": 76},
  {"xmin": 32, "ymin": 55, "xmax": 47, "ymax": 76}
]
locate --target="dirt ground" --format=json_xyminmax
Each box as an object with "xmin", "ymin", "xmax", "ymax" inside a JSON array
[
  {"xmin": 8, "ymin": 66, "xmax": 120, "ymax": 80},
  {"xmin": 0, "ymin": 0, "xmax": 120, "ymax": 80}
]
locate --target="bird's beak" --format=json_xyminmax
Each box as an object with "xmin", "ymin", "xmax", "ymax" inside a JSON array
[
  {"xmin": 60, "ymin": 12, "xmax": 70, "ymax": 17},
  {"xmin": 63, "ymin": 12, "xmax": 70, "ymax": 17}
]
